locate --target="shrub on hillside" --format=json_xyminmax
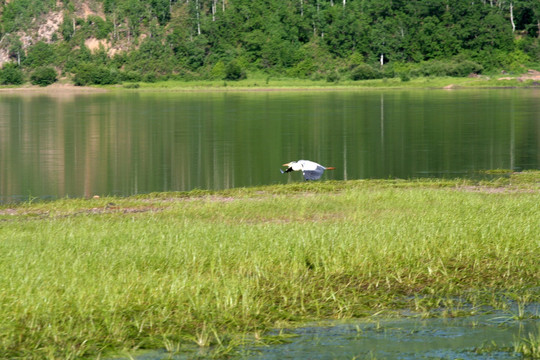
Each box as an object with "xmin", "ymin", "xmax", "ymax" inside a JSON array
[
  {"xmin": 119, "ymin": 70, "xmax": 142, "ymax": 82},
  {"xmin": 30, "ymin": 67, "xmax": 57, "ymax": 86},
  {"xmin": 224, "ymin": 60, "xmax": 246, "ymax": 81},
  {"xmin": 399, "ymin": 72, "xmax": 411, "ymax": 82},
  {"xmin": 326, "ymin": 71, "xmax": 340, "ymax": 82},
  {"xmin": 73, "ymin": 63, "xmax": 118, "ymax": 85},
  {"xmin": 24, "ymin": 42, "xmax": 55, "ymax": 68},
  {"xmin": 143, "ymin": 72, "xmax": 158, "ymax": 83},
  {"xmin": 0, "ymin": 63, "xmax": 24, "ymax": 85},
  {"xmin": 87, "ymin": 15, "xmax": 113, "ymax": 40},
  {"xmin": 60, "ymin": 14, "xmax": 75, "ymax": 41},
  {"xmin": 415, "ymin": 60, "xmax": 483, "ymax": 77},
  {"xmin": 210, "ymin": 60, "xmax": 226, "ymax": 80},
  {"xmin": 350, "ymin": 64, "xmax": 382, "ymax": 80},
  {"xmin": 418, "ymin": 61, "xmax": 453, "ymax": 77},
  {"xmin": 288, "ymin": 59, "xmax": 316, "ymax": 78},
  {"xmin": 449, "ymin": 60, "xmax": 484, "ymax": 77}
]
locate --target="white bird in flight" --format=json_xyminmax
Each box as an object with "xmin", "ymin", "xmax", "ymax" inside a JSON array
[{"xmin": 281, "ymin": 160, "xmax": 336, "ymax": 180}]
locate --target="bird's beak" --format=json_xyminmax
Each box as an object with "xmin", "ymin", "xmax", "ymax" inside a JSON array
[{"xmin": 282, "ymin": 163, "xmax": 291, "ymax": 167}]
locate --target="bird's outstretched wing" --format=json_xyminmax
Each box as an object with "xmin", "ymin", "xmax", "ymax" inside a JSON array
[{"xmin": 302, "ymin": 165, "xmax": 325, "ymax": 180}]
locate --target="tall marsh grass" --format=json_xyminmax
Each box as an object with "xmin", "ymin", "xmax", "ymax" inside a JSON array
[{"xmin": 0, "ymin": 173, "xmax": 538, "ymax": 358}]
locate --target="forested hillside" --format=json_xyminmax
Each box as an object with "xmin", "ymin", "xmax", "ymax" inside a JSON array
[{"xmin": 0, "ymin": 0, "xmax": 539, "ymax": 85}]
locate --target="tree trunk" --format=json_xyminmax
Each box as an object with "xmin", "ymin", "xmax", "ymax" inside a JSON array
[
  {"xmin": 113, "ymin": 14, "xmax": 117, "ymax": 40},
  {"xmin": 300, "ymin": 0, "xmax": 303, "ymax": 17},
  {"xmin": 196, "ymin": 0, "xmax": 201, "ymax": 35},
  {"xmin": 510, "ymin": 2, "xmax": 515, "ymax": 32}
]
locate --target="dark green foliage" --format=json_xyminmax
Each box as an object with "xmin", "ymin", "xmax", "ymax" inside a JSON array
[
  {"xmin": 224, "ymin": 60, "xmax": 246, "ymax": 81},
  {"xmin": 350, "ymin": 64, "xmax": 383, "ymax": 80},
  {"xmin": 73, "ymin": 63, "xmax": 118, "ymax": 86},
  {"xmin": 63, "ymin": 46, "xmax": 93, "ymax": 73},
  {"xmin": 288, "ymin": 59, "xmax": 317, "ymax": 78},
  {"xmin": 519, "ymin": 37, "xmax": 540, "ymax": 63},
  {"xmin": 60, "ymin": 14, "xmax": 75, "ymax": 41},
  {"xmin": 417, "ymin": 61, "xmax": 455, "ymax": 77},
  {"xmin": 143, "ymin": 72, "xmax": 158, "ymax": 83},
  {"xmin": 150, "ymin": 0, "xmax": 171, "ymax": 25},
  {"xmin": 0, "ymin": 63, "xmax": 24, "ymax": 85},
  {"xmin": 30, "ymin": 66, "xmax": 57, "ymax": 86},
  {"xmin": 411, "ymin": 60, "xmax": 484, "ymax": 77},
  {"xmin": 119, "ymin": 70, "xmax": 142, "ymax": 82},
  {"xmin": 172, "ymin": 35, "xmax": 209, "ymax": 71},
  {"xmin": 326, "ymin": 71, "xmax": 340, "ymax": 83},
  {"xmin": 400, "ymin": 72, "xmax": 411, "ymax": 82},
  {"xmin": 0, "ymin": 0, "xmax": 539, "ymax": 83},
  {"xmin": 103, "ymin": 0, "xmax": 116, "ymax": 13},
  {"xmin": 24, "ymin": 42, "xmax": 56, "ymax": 68},
  {"xmin": 87, "ymin": 15, "xmax": 113, "ymax": 40},
  {"xmin": 451, "ymin": 60, "xmax": 484, "ymax": 77}
]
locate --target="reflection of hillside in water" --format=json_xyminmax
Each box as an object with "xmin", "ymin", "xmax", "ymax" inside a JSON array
[{"xmin": 1, "ymin": 90, "xmax": 539, "ymax": 203}]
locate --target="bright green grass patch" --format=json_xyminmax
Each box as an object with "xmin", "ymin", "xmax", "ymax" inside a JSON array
[
  {"xmin": 112, "ymin": 74, "xmax": 540, "ymax": 92},
  {"xmin": 0, "ymin": 173, "xmax": 539, "ymax": 359}
]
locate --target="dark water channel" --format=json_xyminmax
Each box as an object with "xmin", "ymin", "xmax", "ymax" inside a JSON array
[
  {"xmin": 1, "ymin": 89, "xmax": 539, "ymax": 203},
  {"xmin": 127, "ymin": 305, "xmax": 539, "ymax": 360}
]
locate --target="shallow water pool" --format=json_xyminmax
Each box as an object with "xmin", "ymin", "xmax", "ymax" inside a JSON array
[{"xmin": 128, "ymin": 306, "xmax": 539, "ymax": 360}]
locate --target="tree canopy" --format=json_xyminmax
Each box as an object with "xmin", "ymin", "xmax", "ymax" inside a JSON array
[{"xmin": 0, "ymin": 0, "xmax": 539, "ymax": 84}]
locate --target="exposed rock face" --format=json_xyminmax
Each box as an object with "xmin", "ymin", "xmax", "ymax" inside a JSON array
[
  {"xmin": 0, "ymin": 0, "xmax": 108, "ymax": 67},
  {"xmin": 37, "ymin": 11, "xmax": 63, "ymax": 43}
]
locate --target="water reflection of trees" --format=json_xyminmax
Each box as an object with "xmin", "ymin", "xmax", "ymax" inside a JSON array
[
  {"xmin": 337, "ymin": 91, "xmax": 540, "ymax": 179},
  {"xmin": 0, "ymin": 91, "xmax": 539, "ymax": 202}
]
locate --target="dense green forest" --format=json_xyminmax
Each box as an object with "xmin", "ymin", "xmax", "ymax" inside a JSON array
[{"xmin": 0, "ymin": 0, "xmax": 539, "ymax": 85}]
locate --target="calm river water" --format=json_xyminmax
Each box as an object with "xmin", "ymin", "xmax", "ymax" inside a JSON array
[{"xmin": 1, "ymin": 89, "xmax": 539, "ymax": 202}]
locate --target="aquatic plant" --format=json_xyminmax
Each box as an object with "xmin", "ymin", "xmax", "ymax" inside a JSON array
[{"xmin": 514, "ymin": 324, "xmax": 540, "ymax": 359}]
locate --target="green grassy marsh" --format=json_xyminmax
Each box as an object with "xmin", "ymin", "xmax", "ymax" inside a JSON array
[
  {"xmin": 115, "ymin": 73, "xmax": 540, "ymax": 92},
  {"xmin": 0, "ymin": 173, "xmax": 539, "ymax": 359}
]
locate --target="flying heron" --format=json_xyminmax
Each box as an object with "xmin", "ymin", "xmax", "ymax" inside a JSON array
[{"xmin": 281, "ymin": 160, "xmax": 335, "ymax": 180}]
